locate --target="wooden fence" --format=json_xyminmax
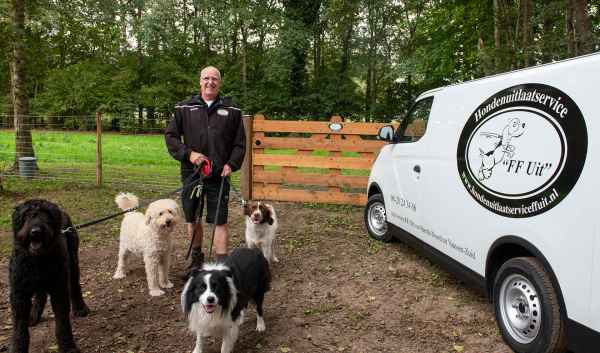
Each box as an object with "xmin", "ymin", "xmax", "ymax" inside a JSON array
[{"xmin": 240, "ymin": 114, "xmax": 391, "ymax": 206}]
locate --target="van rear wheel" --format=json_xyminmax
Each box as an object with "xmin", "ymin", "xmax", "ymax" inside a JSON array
[
  {"xmin": 493, "ymin": 257, "xmax": 566, "ymax": 353},
  {"xmin": 364, "ymin": 194, "xmax": 392, "ymax": 242}
]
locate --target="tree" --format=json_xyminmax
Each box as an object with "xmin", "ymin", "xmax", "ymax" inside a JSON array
[
  {"xmin": 2, "ymin": 0, "xmax": 597, "ymax": 127},
  {"xmin": 281, "ymin": 0, "xmax": 321, "ymax": 114},
  {"xmin": 493, "ymin": 0, "xmax": 517, "ymax": 72},
  {"xmin": 521, "ymin": 0, "xmax": 533, "ymax": 67},
  {"xmin": 10, "ymin": 0, "xmax": 35, "ymax": 168},
  {"xmin": 570, "ymin": 0, "xmax": 594, "ymax": 54}
]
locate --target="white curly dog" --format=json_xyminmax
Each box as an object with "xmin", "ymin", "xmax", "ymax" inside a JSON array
[{"xmin": 113, "ymin": 192, "xmax": 181, "ymax": 297}]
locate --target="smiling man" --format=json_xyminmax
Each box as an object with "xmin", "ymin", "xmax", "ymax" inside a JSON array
[{"xmin": 165, "ymin": 66, "xmax": 246, "ymax": 277}]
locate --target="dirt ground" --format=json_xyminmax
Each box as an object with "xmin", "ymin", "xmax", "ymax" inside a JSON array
[{"xmin": 0, "ymin": 188, "xmax": 512, "ymax": 353}]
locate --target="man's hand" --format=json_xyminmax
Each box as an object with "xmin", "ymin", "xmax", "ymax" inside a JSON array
[
  {"xmin": 221, "ymin": 164, "xmax": 232, "ymax": 177},
  {"xmin": 189, "ymin": 151, "xmax": 207, "ymax": 165}
]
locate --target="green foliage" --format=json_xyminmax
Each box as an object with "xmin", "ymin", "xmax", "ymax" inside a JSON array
[
  {"xmin": 2, "ymin": 0, "xmax": 598, "ymax": 124},
  {"xmin": 33, "ymin": 59, "xmax": 136, "ymax": 116}
]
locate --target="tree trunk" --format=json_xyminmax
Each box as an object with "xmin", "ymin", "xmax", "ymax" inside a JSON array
[
  {"xmin": 340, "ymin": 22, "xmax": 353, "ymax": 74},
  {"xmin": 313, "ymin": 27, "xmax": 321, "ymax": 86},
  {"xmin": 10, "ymin": 0, "xmax": 34, "ymax": 167},
  {"xmin": 203, "ymin": 26, "xmax": 211, "ymax": 63},
  {"xmin": 521, "ymin": 0, "xmax": 533, "ymax": 67},
  {"xmin": 493, "ymin": 0, "xmax": 502, "ymax": 71},
  {"xmin": 241, "ymin": 20, "xmax": 248, "ymax": 106},
  {"xmin": 282, "ymin": 0, "xmax": 321, "ymax": 113},
  {"xmin": 182, "ymin": 0, "xmax": 188, "ymax": 40},
  {"xmin": 136, "ymin": 5, "xmax": 144, "ymax": 127},
  {"xmin": 540, "ymin": 4, "xmax": 554, "ymax": 62},
  {"xmin": 567, "ymin": 0, "xmax": 577, "ymax": 56},
  {"xmin": 365, "ymin": 57, "xmax": 375, "ymax": 119},
  {"xmin": 572, "ymin": 0, "xmax": 593, "ymax": 54},
  {"xmin": 231, "ymin": 19, "xmax": 238, "ymax": 63},
  {"xmin": 493, "ymin": 0, "xmax": 516, "ymax": 72}
]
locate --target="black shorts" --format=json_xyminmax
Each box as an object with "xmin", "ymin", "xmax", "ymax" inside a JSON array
[{"xmin": 181, "ymin": 175, "xmax": 230, "ymax": 225}]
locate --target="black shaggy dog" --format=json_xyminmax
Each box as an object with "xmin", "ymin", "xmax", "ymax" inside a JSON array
[{"xmin": 9, "ymin": 199, "xmax": 90, "ymax": 353}]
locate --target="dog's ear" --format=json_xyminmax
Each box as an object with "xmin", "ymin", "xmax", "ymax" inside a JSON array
[
  {"xmin": 145, "ymin": 213, "xmax": 152, "ymax": 225},
  {"xmin": 243, "ymin": 202, "xmax": 252, "ymax": 217},
  {"xmin": 181, "ymin": 277, "xmax": 195, "ymax": 317},
  {"xmin": 262, "ymin": 204, "xmax": 274, "ymax": 225},
  {"xmin": 224, "ymin": 268, "xmax": 234, "ymax": 279},
  {"xmin": 45, "ymin": 201, "xmax": 64, "ymax": 235},
  {"xmin": 11, "ymin": 203, "xmax": 27, "ymax": 236},
  {"xmin": 181, "ymin": 275, "xmax": 203, "ymax": 317}
]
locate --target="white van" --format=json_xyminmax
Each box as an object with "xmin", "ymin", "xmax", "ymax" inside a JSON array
[{"xmin": 365, "ymin": 53, "xmax": 600, "ymax": 353}]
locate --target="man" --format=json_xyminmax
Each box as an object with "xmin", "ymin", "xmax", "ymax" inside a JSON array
[{"xmin": 165, "ymin": 66, "xmax": 246, "ymax": 275}]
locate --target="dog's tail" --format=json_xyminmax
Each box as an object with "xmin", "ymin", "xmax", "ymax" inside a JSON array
[{"xmin": 115, "ymin": 192, "xmax": 139, "ymax": 211}]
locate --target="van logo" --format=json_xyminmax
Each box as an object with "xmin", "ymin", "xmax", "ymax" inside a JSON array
[{"xmin": 457, "ymin": 83, "xmax": 587, "ymax": 218}]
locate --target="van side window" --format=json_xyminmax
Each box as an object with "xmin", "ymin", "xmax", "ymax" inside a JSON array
[{"xmin": 396, "ymin": 97, "xmax": 434, "ymax": 142}]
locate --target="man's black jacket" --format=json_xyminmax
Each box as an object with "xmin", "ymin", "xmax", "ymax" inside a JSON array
[{"xmin": 165, "ymin": 95, "xmax": 246, "ymax": 178}]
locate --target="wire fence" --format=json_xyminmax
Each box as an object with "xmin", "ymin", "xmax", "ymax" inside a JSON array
[
  {"xmin": 0, "ymin": 112, "xmax": 172, "ymax": 133},
  {"xmin": 0, "ymin": 114, "xmax": 195, "ymax": 192}
]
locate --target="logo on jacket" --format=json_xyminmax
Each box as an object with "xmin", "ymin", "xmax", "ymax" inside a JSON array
[
  {"xmin": 457, "ymin": 83, "xmax": 587, "ymax": 218},
  {"xmin": 217, "ymin": 109, "xmax": 229, "ymax": 117}
]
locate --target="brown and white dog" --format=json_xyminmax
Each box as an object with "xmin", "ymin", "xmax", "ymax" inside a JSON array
[{"xmin": 243, "ymin": 201, "xmax": 278, "ymax": 264}]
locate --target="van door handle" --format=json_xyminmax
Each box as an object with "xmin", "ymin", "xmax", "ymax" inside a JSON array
[{"xmin": 413, "ymin": 165, "xmax": 421, "ymax": 173}]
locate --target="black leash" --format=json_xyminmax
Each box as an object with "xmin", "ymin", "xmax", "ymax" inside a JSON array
[
  {"xmin": 61, "ymin": 167, "xmax": 203, "ymax": 234},
  {"xmin": 206, "ymin": 176, "xmax": 227, "ymax": 262},
  {"xmin": 185, "ymin": 176, "xmax": 228, "ymax": 261}
]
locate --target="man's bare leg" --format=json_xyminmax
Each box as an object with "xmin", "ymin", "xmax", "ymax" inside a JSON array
[{"xmin": 213, "ymin": 224, "xmax": 229, "ymax": 262}]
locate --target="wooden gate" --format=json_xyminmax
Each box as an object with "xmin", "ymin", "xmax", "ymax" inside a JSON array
[{"xmin": 240, "ymin": 114, "xmax": 391, "ymax": 206}]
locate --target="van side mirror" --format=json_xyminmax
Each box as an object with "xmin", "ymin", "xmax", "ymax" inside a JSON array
[{"xmin": 377, "ymin": 125, "xmax": 395, "ymax": 142}]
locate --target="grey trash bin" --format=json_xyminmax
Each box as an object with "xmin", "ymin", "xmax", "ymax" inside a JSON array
[{"xmin": 18, "ymin": 157, "xmax": 37, "ymax": 178}]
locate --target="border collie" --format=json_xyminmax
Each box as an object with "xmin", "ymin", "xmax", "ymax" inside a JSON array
[
  {"xmin": 244, "ymin": 201, "xmax": 279, "ymax": 264},
  {"xmin": 181, "ymin": 247, "xmax": 271, "ymax": 353}
]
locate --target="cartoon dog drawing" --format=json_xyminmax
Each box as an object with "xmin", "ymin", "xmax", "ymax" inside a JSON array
[{"xmin": 477, "ymin": 118, "xmax": 526, "ymax": 180}]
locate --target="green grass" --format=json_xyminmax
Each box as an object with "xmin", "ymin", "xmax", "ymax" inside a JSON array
[
  {"xmin": 1, "ymin": 130, "xmax": 177, "ymax": 166},
  {"xmin": 1, "ymin": 130, "xmax": 195, "ymax": 191}
]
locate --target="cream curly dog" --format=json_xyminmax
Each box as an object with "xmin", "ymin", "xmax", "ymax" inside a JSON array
[{"xmin": 113, "ymin": 193, "xmax": 181, "ymax": 297}]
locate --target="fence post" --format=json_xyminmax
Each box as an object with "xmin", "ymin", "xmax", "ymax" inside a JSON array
[
  {"xmin": 328, "ymin": 115, "xmax": 343, "ymax": 194},
  {"xmin": 96, "ymin": 111, "xmax": 102, "ymax": 187},
  {"xmin": 241, "ymin": 114, "xmax": 253, "ymax": 201}
]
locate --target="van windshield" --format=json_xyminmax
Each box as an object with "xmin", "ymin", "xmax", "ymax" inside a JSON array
[{"xmin": 396, "ymin": 97, "xmax": 434, "ymax": 142}]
